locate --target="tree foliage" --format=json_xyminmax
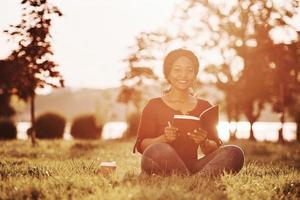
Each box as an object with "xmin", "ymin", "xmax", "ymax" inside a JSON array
[
  {"xmin": 169, "ymin": 0, "xmax": 300, "ymax": 141},
  {"xmin": 5, "ymin": 0, "xmax": 64, "ymax": 98},
  {"xmin": 0, "ymin": 59, "xmax": 18, "ymax": 118},
  {"xmin": 118, "ymin": 32, "xmax": 159, "ymax": 113},
  {"xmin": 267, "ymin": 40, "xmax": 300, "ymax": 142}
]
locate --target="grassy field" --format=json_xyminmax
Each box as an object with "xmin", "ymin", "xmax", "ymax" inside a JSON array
[{"xmin": 0, "ymin": 138, "xmax": 299, "ymax": 200}]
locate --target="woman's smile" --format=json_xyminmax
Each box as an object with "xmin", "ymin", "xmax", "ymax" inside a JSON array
[
  {"xmin": 178, "ymin": 80, "xmax": 188, "ymax": 83},
  {"xmin": 176, "ymin": 80, "xmax": 192, "ymax": 86}
]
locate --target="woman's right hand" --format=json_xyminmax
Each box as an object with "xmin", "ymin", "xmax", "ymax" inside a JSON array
[{"xmin": 163, "ymin": 124, "xmax": 178, "ymax": 143}]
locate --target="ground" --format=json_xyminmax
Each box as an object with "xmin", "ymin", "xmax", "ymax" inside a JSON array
[{"xmin": 0, "ymin": 139, "xmax": 299, "ymax": 199}]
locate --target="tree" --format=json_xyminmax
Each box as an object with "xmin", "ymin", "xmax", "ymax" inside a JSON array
[
  {"xmin": 267, "ymin": 42, "xmax": 300, "ymax": 143},
  {"xmin": 289, "ymin": 96, "xmax": 300, "ymax": 142},
  {"xmin": 268, "ymin": 34, "xmax": 300, "ymax": 143},
  {"xmin": 169, "ymin": 0, "xmax": 299, "ymax": 141},
  {"xmin": 4, "ymin": 0, "xmax": 64, "ymax": 145},
  {"xmin": 290, "ymin": 39, "xmax": 300, "ymax": 142},
  {"xmin": 205, "ymin": 53, "xmax": 243, "ymax": 140},
  {"xmin": 172, "ymin": 0, "xmax": 269, "ymax": 140},
  {"xmin": 118, "ymin": 32, "xmax": 159, "ymax": 137},
  {"xmin": 118, "ymin": 32, "xmax": 159, "ymax": 114}
]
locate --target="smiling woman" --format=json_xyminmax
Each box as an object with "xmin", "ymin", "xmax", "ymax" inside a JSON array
[{"xmin": 133, "ymin": 48, "xmax": 245, "ymax": 176}]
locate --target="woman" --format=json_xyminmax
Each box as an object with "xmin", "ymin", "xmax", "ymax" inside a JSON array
[{"xmin": 133, "ymin": 49, "xmax": 244, "ymax": 176}]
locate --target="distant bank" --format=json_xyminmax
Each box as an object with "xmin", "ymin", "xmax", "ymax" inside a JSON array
[
  {"xmin": 15, "ymin": 86, "xmax": 294, "ymax": 123},
  {"xmin": 16, "ymin": 121, "xmax": 296, "ymax": 142}
]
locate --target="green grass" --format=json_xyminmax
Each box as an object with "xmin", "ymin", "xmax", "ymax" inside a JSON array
[{"xmin": 0, "ymin": 139, "xmax": 299, "ymax": 200}]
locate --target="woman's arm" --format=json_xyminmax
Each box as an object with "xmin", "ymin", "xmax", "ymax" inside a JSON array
[
  {"xmin": 140, "ymin": 135, "xmax": 166, "ymax": 153},
  {"xmin": 200, "ymin": 139, "xmax": 218, "ymax": 155},
  {"xmin": 133, "ymin": 99, "xmax": 158, "ymax": 154},
  {"xmin": 187, "ymin": 128, "xmax": 219, "ymax": 155},
  {"xmin": 140, "ymin": 125, "xmax": 178, "ymax": 153}
]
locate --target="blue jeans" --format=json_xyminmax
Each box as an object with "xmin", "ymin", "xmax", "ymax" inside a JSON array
[{"xmin": 141, "ymin": 143, "xmax": 244, "ymax": 176}]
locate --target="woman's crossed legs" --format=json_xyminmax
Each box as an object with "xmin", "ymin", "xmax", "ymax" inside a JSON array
[{"xmin": 141, "ymin": 143, "xmax": 244, "ymax": 176}]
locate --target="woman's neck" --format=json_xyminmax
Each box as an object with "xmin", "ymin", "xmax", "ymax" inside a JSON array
[{"xmin": 166, "ymin": 89, "xmax": 191, "ymax": 102}]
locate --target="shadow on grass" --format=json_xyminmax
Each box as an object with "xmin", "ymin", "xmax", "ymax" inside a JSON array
[
  {"xmin": 228, "ymin": 140, "xmax": 300, "ymax": 168},
  {"xmin": 69, "ymin": 141, "xmax": 102, "ymax": 158},
  {"xmin": 125, "ymin": 171, "xmax": 228, "ymax": 199}
]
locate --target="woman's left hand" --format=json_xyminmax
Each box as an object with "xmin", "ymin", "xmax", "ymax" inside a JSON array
[{"xmin": 187, "ymin": 128, "xmax": 207, "ymax": 144}]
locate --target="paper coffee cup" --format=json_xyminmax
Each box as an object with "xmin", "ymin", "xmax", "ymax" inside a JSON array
[{"xmin": 99, "ymin": 161, "xmax": 117, "ymax": 175}]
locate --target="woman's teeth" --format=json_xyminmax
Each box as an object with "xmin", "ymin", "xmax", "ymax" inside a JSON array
[{"xmin": 178, "ymin": 80, "xmax": 188, "ymax": 83}]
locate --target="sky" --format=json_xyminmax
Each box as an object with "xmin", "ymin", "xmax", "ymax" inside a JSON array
[
  {"xmin": 1, "ymin": 0, "xmax": 299, "ymax": 93},
  {"xmin": 0, "ymin": 0, "xmax": 183, "ymax": 91}
]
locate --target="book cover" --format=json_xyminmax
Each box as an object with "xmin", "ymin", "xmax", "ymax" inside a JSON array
[{"xmin": 172, "ymin": 105, "xmax": 219, "ymax": 136}]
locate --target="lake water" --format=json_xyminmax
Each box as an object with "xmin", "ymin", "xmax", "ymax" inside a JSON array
[{"xmin": 16, "ymin": 121, "xmax": 297, "ymax": 142}]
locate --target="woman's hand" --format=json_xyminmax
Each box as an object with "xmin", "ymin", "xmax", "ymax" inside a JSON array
[
  {"xmin": 187, "ymin": 128, "xmax": 207, "ymax": 145},
  {"xmin": 163, "ymin": 123, "xmax": 178, "ymax": 143}
]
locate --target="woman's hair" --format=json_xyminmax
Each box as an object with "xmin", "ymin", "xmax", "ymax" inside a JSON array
[{"xmin": 163, "ymin": 48, "xmax": 199, "ymax": 80}]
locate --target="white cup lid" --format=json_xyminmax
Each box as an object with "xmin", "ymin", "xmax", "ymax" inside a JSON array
[{"xmin": 100, "ymin": 161, "xmax": 116, "ymax": 167}]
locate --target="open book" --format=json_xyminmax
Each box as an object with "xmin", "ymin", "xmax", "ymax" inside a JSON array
[{"xmin": 172, "ymin": 105, "xmax": 219, "ymax": 136}]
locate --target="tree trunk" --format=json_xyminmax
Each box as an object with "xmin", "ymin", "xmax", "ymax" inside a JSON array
[
  {"xmin": 227, "ymin": 96, "xmax": 237, "ymax": 141},
  {"xmin": 297, "ymin": 121, "xmax": 300, "ymax": 142},
  {"xmin": 278, "ymin": 112, "xmax": 285, "ymax": 144},
  {"xmin": 228, "ymin": 116, "xmax": 237, "ymax": 141},
  {"xmin": 230, "ymin": 105, "xmax": 240, "ymax": 141},
  {"xmin": 30, "ymin": 93, "xmax": 36, "ymax": 146},
  {"xmin": 229, "ymin": 127, "xmax": 237, "ymax": 141},
  {"xmin": 244, "ymin": 102, "xmax": 261, "ymax": 142},
  {"xmin": 249, "ymin": 121, "xmax": 256, "ymax": 141},
  {"xmin": 278, "ymin": 84, "xmax": 285, "ymax": 144}
]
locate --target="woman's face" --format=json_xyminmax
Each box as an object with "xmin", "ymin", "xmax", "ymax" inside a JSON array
[{"xmin": 167, "ymin": 56, "xmax": 196, "ymax": 91}]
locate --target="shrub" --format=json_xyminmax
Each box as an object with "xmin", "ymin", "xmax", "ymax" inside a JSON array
[
  {"xmin": 0, "ymin": 119, "xmax": 17, "ymax": 140},
  {"xmin": 124, "ymin": 112, "xmax": 141, "ymax": 138},
  {"xmin": 35, "ymin": 112, "xmax": 66, "ymax": 139},
  {"xmin": 70, "ymin": 115, "xmax": 102, "ymax": 139}
]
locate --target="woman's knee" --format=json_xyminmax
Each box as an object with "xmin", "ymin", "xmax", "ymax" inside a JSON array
[
  {"xmin": 221, "ymin": 145, "xmax": 244, "ymax": 157},
  {"xmin": 142, "ymin": 143, "xmax": 177, "ymax": 160},
  {"xmin": 221, "ymin": 145, "xmax": 245, "ymax": 170},
  {"xmin": 141, "ymin": 143, "xmax": 183, "ymax": 175}
]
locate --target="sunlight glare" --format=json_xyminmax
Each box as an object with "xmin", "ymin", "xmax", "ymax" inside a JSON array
[{"xmin": 217, "ymin": 121, "xmax": 297, "ymax": 142}]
